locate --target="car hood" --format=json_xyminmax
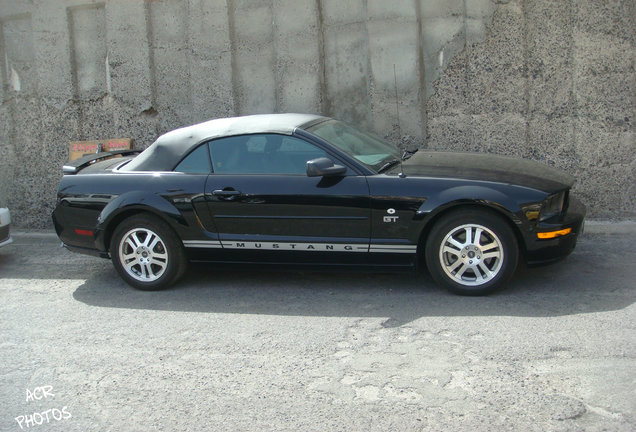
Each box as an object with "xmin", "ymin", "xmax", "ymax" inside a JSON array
[{"xmin": 399, "ymin": 151, "xmax": 574, "ymax": 192}]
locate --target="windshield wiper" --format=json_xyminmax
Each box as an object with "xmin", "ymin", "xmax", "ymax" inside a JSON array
[
  {"xmin": 377, "ymin": 158, "xmax": 401, "ymax": 173},
  {"xmin": 378, "ymin": 149, "xmax": 419, "ymax": 173},
  {"xmin": 402, "ymin": 148, "xmax": 419, "ymax": 160}
]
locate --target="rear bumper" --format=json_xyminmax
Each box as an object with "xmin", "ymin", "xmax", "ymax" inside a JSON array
[
  {"xmin": 524, "ymin": 195, "xmax": 586, "ymax": 265},
  {"xmin": 53, "ymin": 208, "xmax": 108, "ymax": 258},
  {"xmin": 62, "ymin": 242, "xmax": 109, "ymax": 259},
  {"xmin": 0, "ymin": 208, "xmax": 12, "ymax": 247}
]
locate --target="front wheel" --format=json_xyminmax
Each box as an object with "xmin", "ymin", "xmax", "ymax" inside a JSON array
[
  {"xmin": 425, "ymin": 209, "xmax": 519, "ymax": 296},
  {"xmin": 110, "ymin": 214, "xmax": 186, "ymax": 290}
]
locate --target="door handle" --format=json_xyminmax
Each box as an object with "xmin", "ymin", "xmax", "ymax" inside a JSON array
[{"xmin": 212, "ymin": 189, "xmax": 242, "ymax": 199}]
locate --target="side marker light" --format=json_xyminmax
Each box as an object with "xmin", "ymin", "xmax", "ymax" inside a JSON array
[{"xmin": 537, "ymin": 228, "xmax": 572, "ymax": 239}]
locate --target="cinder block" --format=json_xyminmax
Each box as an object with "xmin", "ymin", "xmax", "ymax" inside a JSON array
[
  {"xmin": 367, "ymin": 17, "xmax": 422, "ymax": 139},
  {"xmin": 367, "ymin": 0, "xmax": 419, "ymax": 21},
  {"xmin": 1, "ymin": 14, "xmax": 36, "ymax": 96},
  {"xmin": 321, "ymin": 0, "xmax": 365, "ymax": 26},
  {"xmin": 148, "ymin": 0, "xmax": 192, "ymax": 125},
  {"xmin": 575, "ymin": 73, "xmax": 634, "ymax": 127},
  {"xmin": 574, "ymin": 0, "xmax": 634, "ymax": 41},
  {"xmin": 273, "ymin": 0, "xmax": 317, "ymax": 34},
  {"xmin": 68, "ymin": 4, "xmax": 108, "ymax": 99},
  {"xmin": 469, "ymin": 113, "xmax": 528, "ymax": 158},
  {"xmin": 31, "ymin": 5, "xmax": 74, "ymax": 102},
  {"xmin": 526, "ymin": 116, "xmax": 577, "ymax": 171},
  {"xmin": 574, "ymin": 118, "xmax": 635, "ymax": 169},
  {"xmin": 188, "ymin": 0, "xmax": 233, "ymax": 119},
  {"xmin": 279, "ymin": 72, "xmax": 321, "ymax": 114},
  {"xmin": 105, "ymin": 0, "xmax": 152, "ymax": 111},
  {"xmin": 323, "ymin": 22, "xmax": 370, "ymax": 126},
  {"xmin": 426, "ymin": 115, "xmax": 472, "ymax": 151},
  {"xmin": 419, "ymin": 0, "xmax": 464, "ymax": 19},
  {"xmin": 573, "ymin": 31, "xmax": 633, "ymax": 76}
]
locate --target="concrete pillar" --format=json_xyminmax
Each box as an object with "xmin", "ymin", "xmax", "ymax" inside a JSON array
[
  {"xmin": 366, "ymin": 0, "xmax": 423, "ymax": 142},
  {"xmin": 229, "ymin": 0, "xmax": 277, "ymax": 115},
  {"xmin": 272, "ymin": 0, "xmax": 321, "ymax": 114},
  {"xmin": 187, "ymin": 0, "xmax": 234, "ymax": 122},
  {"xmin": 320, "ymin": 0, "xmax": 370, "ymax": 128}
]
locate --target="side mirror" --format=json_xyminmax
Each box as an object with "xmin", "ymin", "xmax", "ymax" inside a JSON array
[{"xmin": 306, "ymin": 158, "xmax": 347, "ymax": 177}]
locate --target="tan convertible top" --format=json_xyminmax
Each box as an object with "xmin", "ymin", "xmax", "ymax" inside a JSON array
[{"xmin": 122, "ymin": 113, "xmax": 325, "ymax": 171}]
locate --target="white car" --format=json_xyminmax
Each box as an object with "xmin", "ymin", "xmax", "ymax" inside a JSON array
[{"xmin": 0, "ymin": 207, "xmax": 12, "ymax": 247}]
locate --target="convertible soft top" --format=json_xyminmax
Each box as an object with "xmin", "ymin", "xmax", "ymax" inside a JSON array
[{"xmin": 122, "ymin": 113, "xmax": 325, "ymax": 172}]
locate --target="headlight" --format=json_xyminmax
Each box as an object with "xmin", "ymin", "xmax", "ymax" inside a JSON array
[
  {"xmin": 539, "ymin": 191, "xmax": 567, "ymax": 222},
  {"xmin": 522, "ymin": 203, "xmax": 542, "ymax": 221}
]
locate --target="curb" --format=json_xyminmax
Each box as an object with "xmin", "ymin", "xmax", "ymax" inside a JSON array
[
  {"xmin": 13, "ymin": 230, "xmax": 59, "ymax": 238},
  {"xmin": 583, "ymin": 221, "xmax": 636, "ymax": 235}
]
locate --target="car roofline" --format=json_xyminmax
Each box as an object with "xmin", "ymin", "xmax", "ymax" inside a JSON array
[{"xmin": 124, "ymin": 113, "xmax": 327, "ymax": 172}]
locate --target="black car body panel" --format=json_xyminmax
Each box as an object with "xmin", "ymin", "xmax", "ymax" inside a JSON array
[
  {"xmin": 399, "ymin": 151, "xmax": 574, "ymax": 192},
  {"xmin": 52, "ymin": 114, "xmax": 585, "ymax": 292}
]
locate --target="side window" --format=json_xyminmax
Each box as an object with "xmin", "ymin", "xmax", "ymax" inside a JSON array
[
  {"xmin": 208, "ymin": 134, "xmax": 329, "ymax": 175},
  {"xmin": 208, "ymin": 135, "xmax": 251, "ymax": 174},
  {"xmin": 174, "ymin": 144, "xmax": 211, "ymax": 173}
]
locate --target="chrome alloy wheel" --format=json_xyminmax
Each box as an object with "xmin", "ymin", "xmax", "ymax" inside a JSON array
[
  {"xmin": 439, "ymin": 223, "xmax": 504, "ymax": 286},
  {"xmin": 118, "ymin": 227, "xmax": 168, "ymax": 282}
]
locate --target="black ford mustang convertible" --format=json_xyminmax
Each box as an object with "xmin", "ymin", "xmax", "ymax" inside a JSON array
[{"xmin": 53, "ymin": 114, "xmax": 585, "ymax": 295}]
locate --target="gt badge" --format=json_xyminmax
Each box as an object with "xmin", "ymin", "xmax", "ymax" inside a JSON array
[{"xmin": 383, "ymin": 208, "xmax": 399, "ymax": 223}]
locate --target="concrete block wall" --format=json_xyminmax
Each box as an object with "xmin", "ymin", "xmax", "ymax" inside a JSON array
[
  {"xmin": 0, "ymin": 0, "xmax": 633, "ymax": 228},
  {"xmin": 426, "ymin": 0, "xmax": 635, "ymax": 217}
]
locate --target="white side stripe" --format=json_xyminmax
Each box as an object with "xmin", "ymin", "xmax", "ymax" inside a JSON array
[
  {"xmin": 182, "ymin": 240, "xmax": 223, "ymax": 248},
  {"xmin": 369, "ymin": 245, "xmax": 417, "ymax": 254},
  {"xmin": 183, "ymin": 240, "xmax": 416, "ymax": 254}
]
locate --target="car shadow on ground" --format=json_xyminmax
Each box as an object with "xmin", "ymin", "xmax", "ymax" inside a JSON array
[
  {"xmin": 70, "ymin": 242, "xmax": 635, "ymax": 325},
  {"xmin": 3, "ymin": 232, "xmax": 633, "ymax": 324}
]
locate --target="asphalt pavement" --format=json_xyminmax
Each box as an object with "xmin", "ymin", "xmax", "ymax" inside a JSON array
[{"xmin": 0, "ymin": 225, "xmax": 634, "ymax": 431}]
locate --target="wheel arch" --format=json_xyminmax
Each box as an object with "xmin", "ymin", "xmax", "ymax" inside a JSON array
[
  {"xmin": 100, "ymin": 208, "xmax": 158, "ymax": 253},
  {"xmin": 95, "ymin": 192, "xmax": 185, "ymax": 253},
  {"xmin": 416, "ymin": 202, "xmax": 527, "ymax": 266}
]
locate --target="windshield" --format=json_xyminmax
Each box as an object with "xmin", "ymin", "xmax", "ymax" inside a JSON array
[{"xmin": 305, "ymin": 119, "xmax": 400, "ymax": 171}]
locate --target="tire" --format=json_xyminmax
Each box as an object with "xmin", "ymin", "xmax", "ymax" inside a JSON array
[
  {"xmin": 425, "ymin": 209, "xmax": 518, "ymax": 296},
  {"xmin": 110, "ymin": 214, "xmax": 187, "ymax": 291}
]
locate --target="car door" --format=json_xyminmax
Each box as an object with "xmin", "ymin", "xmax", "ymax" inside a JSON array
[{"xmin": 203, "ymin": 134, "xmax": 371, "ymax": 264}]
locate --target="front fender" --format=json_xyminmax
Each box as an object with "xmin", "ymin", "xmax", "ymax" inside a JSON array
[{"xmin": 416, "ymin": 185, "xmax": 524, "ymax": 229}]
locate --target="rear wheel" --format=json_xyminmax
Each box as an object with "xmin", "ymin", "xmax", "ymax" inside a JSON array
[
  {"xmin": 110, "ymin": 214, "xmax": 186, "ymax": 290},
  {"xmin": 425, "ymin": 209, "xmax": 518, "ymax": 295}
]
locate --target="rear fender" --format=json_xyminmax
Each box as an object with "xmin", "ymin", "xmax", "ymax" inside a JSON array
[{"xmin": 95, "ymin": 191, "xmax": 183, "ymax": 251}]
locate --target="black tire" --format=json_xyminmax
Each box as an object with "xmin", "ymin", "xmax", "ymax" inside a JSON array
[
  {"xmin": 110, "ymin": 214, "xmax": 187, "ymax": 291},
  {"xmin": 425, "ymin": 209, "xmax": 518, "ymax": 296}
]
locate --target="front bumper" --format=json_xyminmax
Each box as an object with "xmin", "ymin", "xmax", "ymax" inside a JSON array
[{"xmin": 524, "ymin": 195, "xmax": 586, "ymax": 265}]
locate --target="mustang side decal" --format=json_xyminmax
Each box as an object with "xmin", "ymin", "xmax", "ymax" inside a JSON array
[{"xmin": 182, "ymin": 240, "xmax": 417, "ymax": 254}]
